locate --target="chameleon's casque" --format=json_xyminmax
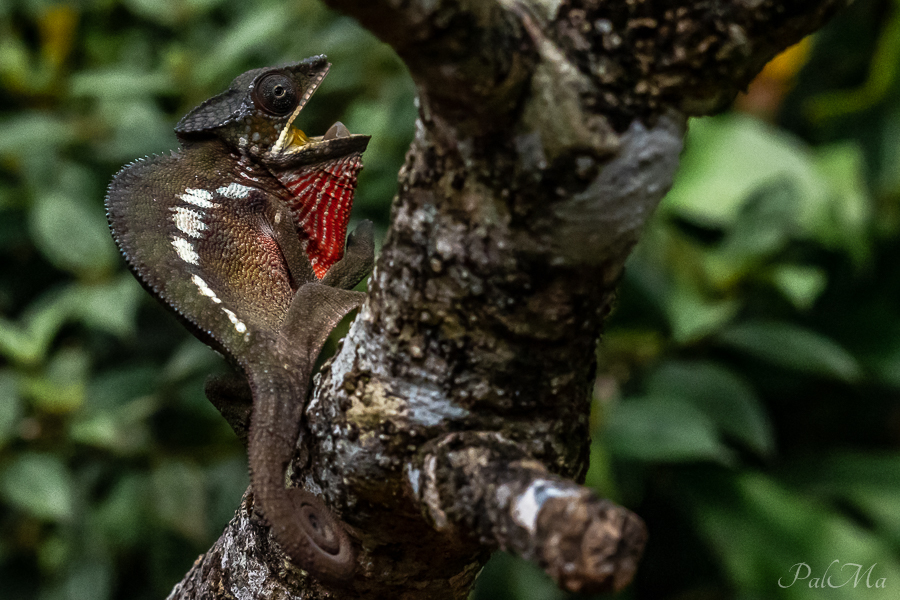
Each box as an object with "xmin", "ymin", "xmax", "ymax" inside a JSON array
[{"xmin": 105, "ymin": 55, "xmax": 374, "ymax": 583}]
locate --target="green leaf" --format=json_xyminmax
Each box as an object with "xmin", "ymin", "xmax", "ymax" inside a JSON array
[
  {"xmin": 879, "ymin": 105, "xmax": 900, "ymax": 199},
  {"xmin": 36, "ymin": 532, "xmax": 71, "ymax": 574},
  {"xmin": 663, "ymin": 114, "xmax": 823, "ymax": 229},
  {"xmin": 194, "ymin": 3, "xmax": 296, "ymax": 87},
  {"xmin": 628, "ymin": 219, "xmax": 740, "ymax": 342},
  {"xmin": 205, "ymin": 457, "xmax": 249, "ymax": 534},
  {"xmin": 702, "ymin": 184, "xmax": 800, "ymax": 290},
  {"xmin": 0, "ymin": 288, "xmax": 72, "ymax": 365},
  {"xmin": 94, "ymin": 100, "xmax": 176, "ymax": 161},
  {"xmin": 0, "ymin": 278, "xmax": 142, "ymax": 365},
  {"xmin": 122, "ymin": 0, "xmax": 225, "ymax": 27},
  {"xmin": 71, "ymin": 275, "xmax": 143, "ymax": 338},
  {"xmin": 787, "ymin": 453, "xmax": 900, "ymax": 550},
  {"xmin": 0, "ymin": 453, "xmax": 74, "ymax": 521},
  {"xmin": 604, "ymin": 396, "xmax": 730, "ymax": 463},
  {"xmin": 0, "ymin": 370, "xmax": 21, "ymax": 447},
  {"xmin": 646, "ymin": 360, "xmax": 774, "ymax": 457},
  {"xmin": 69, "ymin": 366, "xmax": 157, "ymax": 454},
  {"xmin": 583, "ymin": 440, "xmax": 621, "ymax": 501},
  {"xmin": 70, "ymin": 68, "xmax": 173, "ymax": 99},
  {"xmin": 92, "ymin": 474, "xmax": 151, "ymax": 549},
  {"xmin": 23, "ymin": 346, "xmax": 89, "ymax": 414},
  {"xmin": 29, "ymin": 164, "xmax": 117, "ymax": 276},
  {"xmin": 0, "ymin": 187, "xmax": 15, "ymax": 211},
  {"xmin": 664, "ymin": 116, "xmax": 873, "ymax": 265},
  {"xmin": 509, "ymin": 560, "xmax": 567, "ymax": 600},
  {"xmin": 665, "ymin": 282, "xmax": 740, "ymax": 343},
  {"xmin": 161, "ymin": 337, "xmax": 221, "ymax": 384},
  {"xmin": 152, "ymin": 460, "xmax": 207, "ymax": 542},
  {"xmin": 810, "ymin": 143, "xmax": 872, "ymax": 265},
  {"xmin": 684, "ymin": 471, "xmax": 900, "ymax": 600},
  {"xmin": 716, "ymin": 320, "xmax": 862, "ymax": 382},
  {"xmin": 83, "ymin": 366, "xmax": 157, "ymax": 413},
  {"xmin": 719, "ymin": 183, "xmax": 799, "ymax": 259},
  {"xmin": 769, "ymin": 265, "xmax": 828, "ymax": 310},
  {"xmin": 46, "ymin": 554, "xmax": 113, "ymax": 600},
  {"xmin": 474, "ymin": 552, "xmax": 566, "ymax": 600},
  {"xmin": 0, "ymin": 113, "xmax": 73, "ymax": 158}
]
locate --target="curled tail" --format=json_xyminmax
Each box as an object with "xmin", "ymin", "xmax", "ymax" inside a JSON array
[
  {"xmin": 246, "ymin": 282, "xmax": 365, "ymax": 582},
  {"xmin": 247, "ymin": 366, "xmax": 356, "ymax": 581}
]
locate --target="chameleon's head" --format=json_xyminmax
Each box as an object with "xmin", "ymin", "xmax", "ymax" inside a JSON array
[{"xmin": 175, "ymin": 55, "xmax": 369, "ymax": 166}]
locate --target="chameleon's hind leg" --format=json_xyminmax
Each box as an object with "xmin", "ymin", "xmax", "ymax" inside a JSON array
[{"xmin": 205, "ymin": 373, "xmax": 253, "ymax": 446}]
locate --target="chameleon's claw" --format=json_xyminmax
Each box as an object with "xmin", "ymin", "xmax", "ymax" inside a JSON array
[
  {"xmin": 320, "ymin": 220, "xmax": 375, "ymax": 290},
  {"xmin": 346, "ymin": 219, "xmax": 374, "ymax": 250}
]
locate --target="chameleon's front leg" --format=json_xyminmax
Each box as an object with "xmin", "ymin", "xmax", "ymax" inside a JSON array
[
  {"xmin": 207, "ymin": 208, "xmax": 372, "ymax": 437},
  {"xmin": 320, "ymin": 220, "xmax": 375, "ymax": 290},
  {"xmin": 273, "ymin": 191, "xmax": 375, "ymax": 293}
]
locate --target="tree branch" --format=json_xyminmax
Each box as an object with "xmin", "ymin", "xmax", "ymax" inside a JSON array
[
  {"xmin": 409, "ymin": 431, "xmax": 647, "ymax": 593},
  {"xmin": 168, "ymin": 1, "xmax": 852, "ymax": 598}
]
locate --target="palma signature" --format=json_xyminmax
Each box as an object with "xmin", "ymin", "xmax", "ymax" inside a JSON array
[{"xmin": 778, "ymin": 561, "xmax": 887, "ymax": 589}]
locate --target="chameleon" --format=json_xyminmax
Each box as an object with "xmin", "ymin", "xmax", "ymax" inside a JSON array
[{"xmin": 105, "ymin": 55, "xmax": 373, "ymax": 582}]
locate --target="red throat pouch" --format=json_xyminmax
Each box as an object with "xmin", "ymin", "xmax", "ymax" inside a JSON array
[{"xmin": 277, "ymin": 152, "xmax": 363, "ymax": 279}]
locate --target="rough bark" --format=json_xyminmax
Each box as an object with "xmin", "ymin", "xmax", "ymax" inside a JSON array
[{"xmin": 168, "ymin": 0, "xmax": 850, "ymax": 598}]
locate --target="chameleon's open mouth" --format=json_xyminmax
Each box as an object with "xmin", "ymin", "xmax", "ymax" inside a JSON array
[
  {"xmin": 283, "ymin": 121, "xmax": 353, "ymax": 153},
  {"xmin": 283, "ymin": 127, "xmax": 311, "ymax": 149},
  {"xmin": 269, "ymin": 119, "xmax": 370, "ymax": 167},
  {"xmin": 263, "ymin": 61, "xmax": 370, "ymax": 167},
  {"xmin": 271, "ymin": 105, "xmax": 369, "ymax": 164}
]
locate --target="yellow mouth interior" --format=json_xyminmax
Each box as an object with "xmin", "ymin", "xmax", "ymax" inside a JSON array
[{"xmin": 289, "ymin": 127, "xmax": 309, "ymax": 147}]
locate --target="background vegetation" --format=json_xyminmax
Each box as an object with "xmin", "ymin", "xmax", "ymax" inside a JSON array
[{"xmin": 1, "ymin": 1, "xmax": 898, "ymax": 599}]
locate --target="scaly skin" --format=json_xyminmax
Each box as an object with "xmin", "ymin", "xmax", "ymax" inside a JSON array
[{"xmin": 105, "ymin": 56, "xmax": 373, "ymax": 583}]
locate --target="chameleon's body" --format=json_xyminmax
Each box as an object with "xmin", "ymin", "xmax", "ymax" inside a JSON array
[{"xmin": 105, "ymin": 56, "xmax": 372, "ymax": 582}]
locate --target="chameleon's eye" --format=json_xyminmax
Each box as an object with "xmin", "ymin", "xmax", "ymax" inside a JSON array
[{"xmin": 252, "ymin": 72, "xmax": 298, "ymax": 116}]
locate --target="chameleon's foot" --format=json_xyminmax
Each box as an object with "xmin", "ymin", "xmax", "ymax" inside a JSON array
[{"xmin": 321, "ymin": 220, "xmax": 374, "ymax": 290}]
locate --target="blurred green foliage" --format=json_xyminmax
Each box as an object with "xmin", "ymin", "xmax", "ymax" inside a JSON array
[
  {"xmin": 3, "ymin": 0, "xmax": 900, "ymax": 599},
  {"xmin": 0, "ymin": 1, "xmax": 413, "ymax": 598}
]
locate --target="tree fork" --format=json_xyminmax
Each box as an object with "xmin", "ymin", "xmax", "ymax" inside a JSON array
[{"xmin": 168, "ymin": 1, "xmax": 851, "ymax": 598}]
